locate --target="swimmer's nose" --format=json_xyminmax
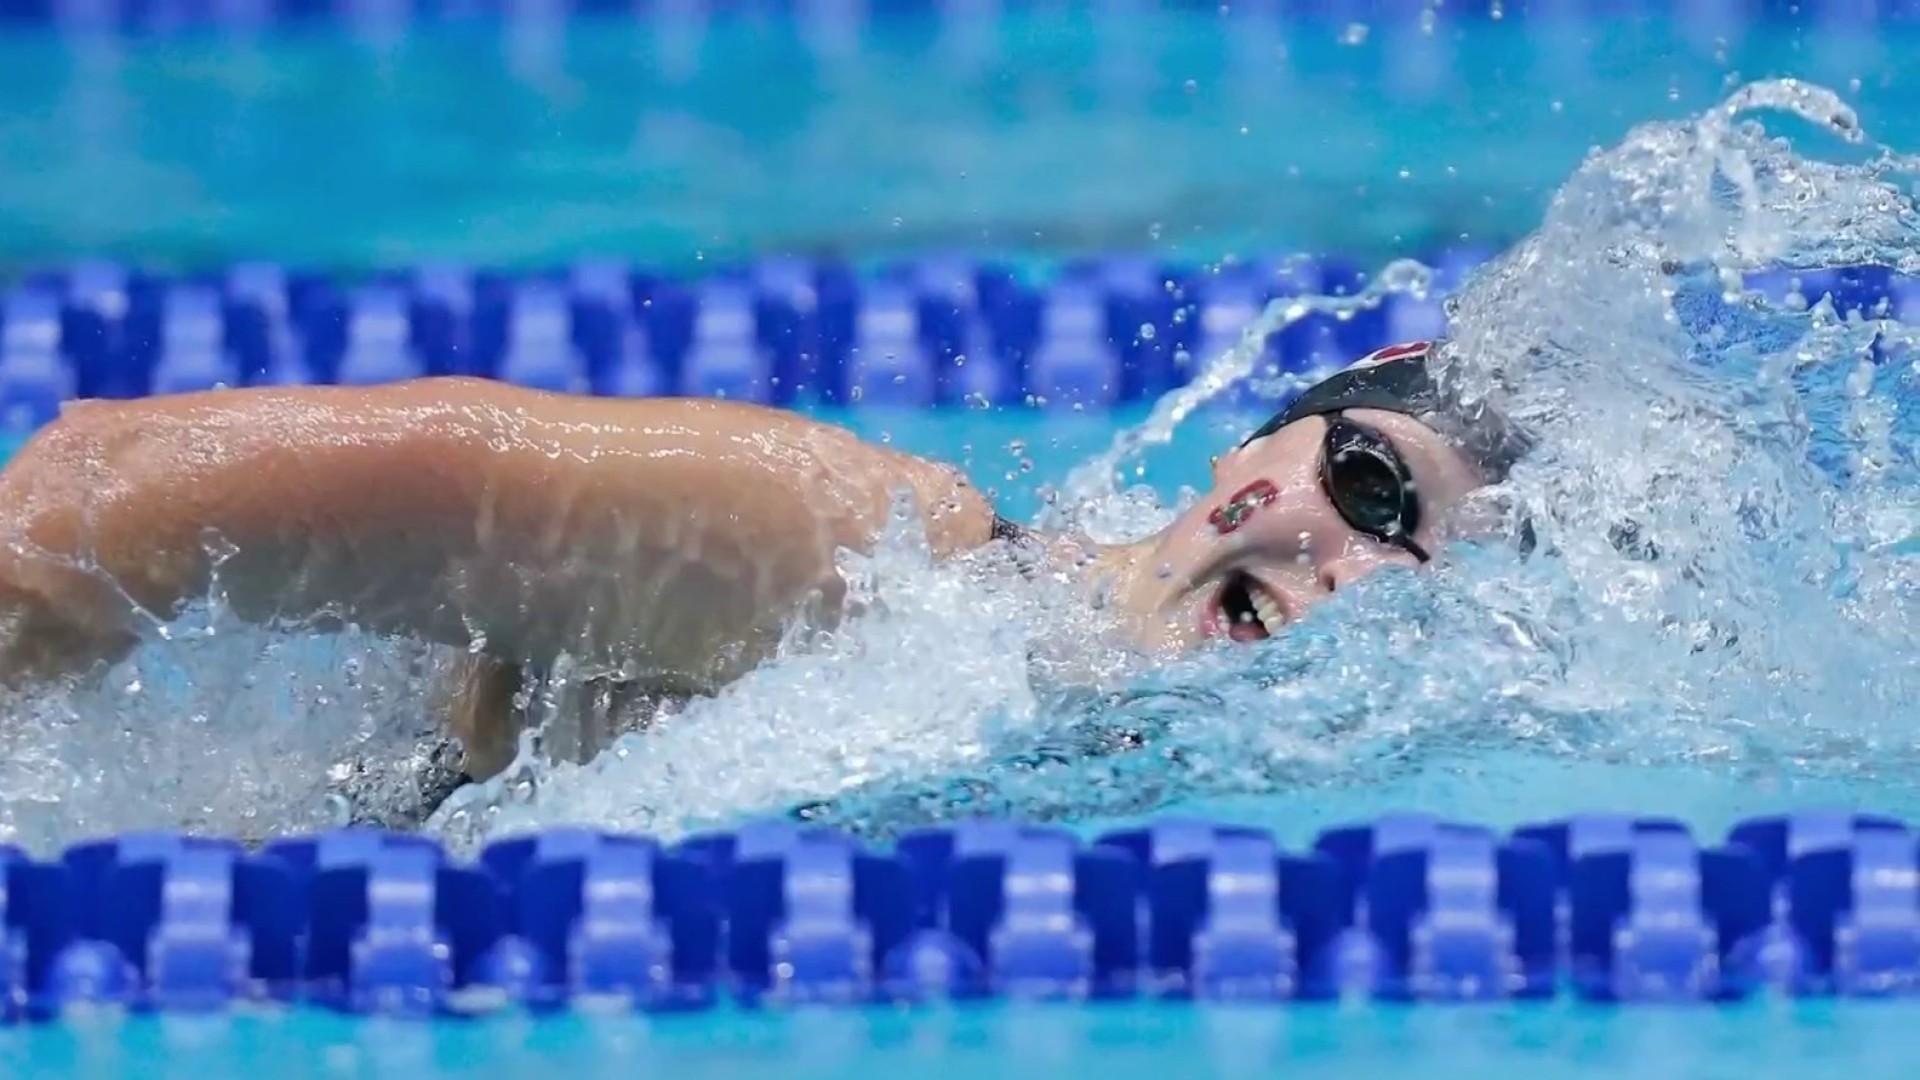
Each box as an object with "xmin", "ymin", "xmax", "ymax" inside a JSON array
[
  {"xmin": 1220, "ymin": 501, "xmax": 1404, "ymax": 596},
  {"xmin": 1204, "ymin": 467, "xmax": 1418, "ymax": 601},
  {"xmin": 1317, "ymin": 553, "xmax": 1379, "ymax": 593}
]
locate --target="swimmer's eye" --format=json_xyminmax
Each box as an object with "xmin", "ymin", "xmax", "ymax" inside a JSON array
[{"xmin": 1321, "ymin": 416, "xmax": 1429, "ymax": 563}]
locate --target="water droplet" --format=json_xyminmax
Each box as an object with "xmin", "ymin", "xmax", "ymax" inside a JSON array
[
  {"xmin": 1551, "ymin": 100, "xmax": 1564, "ymax": 114},
  {"xmin": 1183, "ymin": 78, "xmax": 1198, "ymax": 93},
  {"xmin": 1139, "ymin": 322, "xmax": 1158, "ymax": 342},
  {"xmin": 1339, "ymin": 22, "xmax": 1368, "ymax": 45}
]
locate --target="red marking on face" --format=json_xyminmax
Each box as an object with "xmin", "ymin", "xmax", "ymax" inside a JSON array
[{"xmin": 1208, "ymin": 479, "xmax": 1279, "ymax": 535}]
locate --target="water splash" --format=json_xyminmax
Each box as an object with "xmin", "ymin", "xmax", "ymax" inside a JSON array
[
  {"xmin": 0, "ymin": 617, "xmax": 464, "ymax": 849},
  {"xmin": 7, "ymin": 79, "xmax": 1920, "ymax": 852},
  {"xmin": 424, "ymin": 492, "xmax": 1147, "ymax": 848},
  {"xmin": 1047, "ymin": 256, "xmax": 1439, "ymax": 541},
  {"xmin": 427, "ymin": 79, "xmax": 1920, "ymax": 844}
]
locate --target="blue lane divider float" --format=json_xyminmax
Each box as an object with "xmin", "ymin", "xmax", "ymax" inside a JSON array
[
  {"xmin": 7, "ymin": 809, "xmax": 1920, "ymax": 1019},
  {"xmin": 0, "ymin": 254, "xmax": 1909, "ymax": 434}
]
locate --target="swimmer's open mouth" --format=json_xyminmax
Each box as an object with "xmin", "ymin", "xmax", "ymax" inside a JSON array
[{"xmin": 1212, "ymin": 570, "xmax": 1289, "ymax": 643}]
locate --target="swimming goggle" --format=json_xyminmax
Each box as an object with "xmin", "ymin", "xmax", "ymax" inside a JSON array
[
  {"xmin": 1320, "ymin": 412, "xmax": 1429, "ymax": 563},
  {"xmin": 1229, "ymin": 337, "xmax": 1535, "ymax": 564}
]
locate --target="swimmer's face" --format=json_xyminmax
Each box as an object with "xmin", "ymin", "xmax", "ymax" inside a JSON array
[{"xmin": 1117, "ymin": 408, "xmax": 1486, "ymax": 653}]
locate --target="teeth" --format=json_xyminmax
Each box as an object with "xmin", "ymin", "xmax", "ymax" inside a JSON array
[{"xmin": 1250, "ymin": 587, "xmax": 1286, "ymax": 634}]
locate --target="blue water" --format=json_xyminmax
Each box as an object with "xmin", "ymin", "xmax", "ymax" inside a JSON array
[
  {"xmin": 8, "ymin": 8, "xmax": 1920, "ymax": 1078},
  {"xmin": 0, "ymin": 11, "xmax": 1917, "ymax": 270},
  {"xmin": 14, "ymin": 372, "xmax": 1915, "ymax": 1074},
  {"xmin": 7, "ymin": 1000, "xmax": 1920, "ymax": 1080}
]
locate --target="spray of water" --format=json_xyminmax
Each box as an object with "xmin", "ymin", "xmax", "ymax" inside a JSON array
[
  {"xmin": 1048, "ymin": 254, "xmax": 1439, "ymax": 540},
  {"xmin": 3, "ymin": 79, "xmax": 1920, "ymax": 853}
]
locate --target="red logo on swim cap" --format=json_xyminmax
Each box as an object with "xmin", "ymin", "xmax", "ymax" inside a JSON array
[{"xmin": 1348, "ymin": 340, "xmax": 1434, "ymax": 371}]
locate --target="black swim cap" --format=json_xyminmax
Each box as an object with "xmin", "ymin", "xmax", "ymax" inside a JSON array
[{"xmin": 1239, "ymin": 339, "xmax": 1532, "ymax": 482}]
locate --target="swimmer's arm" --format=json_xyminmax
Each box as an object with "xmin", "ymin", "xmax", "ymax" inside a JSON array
[{"xmin": 0, "ymin": 377, "xmax": 997, "ymax": 688}]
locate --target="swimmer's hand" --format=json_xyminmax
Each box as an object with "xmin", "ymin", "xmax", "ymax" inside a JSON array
[{"xmin": 0, "ymin": 378, "xmax": 997, "ymax": 696}]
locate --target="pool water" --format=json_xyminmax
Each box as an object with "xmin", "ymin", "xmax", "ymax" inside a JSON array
[
  {"xmin": 6, "ymin": 999, "xmax": 1920, "ymax": 1080},
  {"xmin": 0, "ymin": 10, "xmax": 1917, "ymax": 272},
  {"xmin": 8, "ymin": 7, "xmax": 1920, "ymax": 1078}
]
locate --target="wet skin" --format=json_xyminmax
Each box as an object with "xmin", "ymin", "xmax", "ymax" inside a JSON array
[
  {"xmin": 0, "ymin": 381, "xmax": 1486, "ymax": 776},
  {"xmin": 1097, "ymin": 406, "xmax": 1487, "ymax": 656}
]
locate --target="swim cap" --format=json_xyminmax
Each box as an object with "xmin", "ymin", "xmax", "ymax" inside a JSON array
[{"xmin": 1239, "ymin": 339, "xmax": 1532, "ymax": 481}]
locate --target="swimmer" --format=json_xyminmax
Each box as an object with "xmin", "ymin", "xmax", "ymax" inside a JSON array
[{"xmin": 0, "ymin": 338, "xmax": 1526, "ymax": 803}]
